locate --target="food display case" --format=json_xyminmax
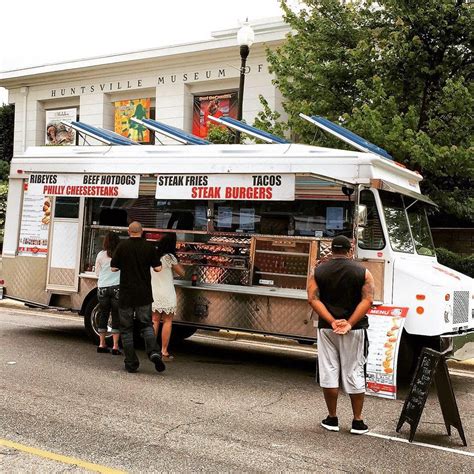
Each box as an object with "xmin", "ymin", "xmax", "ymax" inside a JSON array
[
  {"xmin": 175, "ymin": 234, "xmax": 251, "ymax": 285},
  {"xmin": 250, "ymin": 236, "xmax": 320, "ymax": 290}
]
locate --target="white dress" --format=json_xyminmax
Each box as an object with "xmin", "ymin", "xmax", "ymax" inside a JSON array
[{"xmin": 151, "ymin": 254, "xmax": 178, "ymax": 314}]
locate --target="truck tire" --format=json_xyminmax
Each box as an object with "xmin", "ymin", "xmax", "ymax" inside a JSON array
[
  {"xmin": 397, "ymin": 331, "xmax": 443, "ymax": 383},
  {"xmin": 171, "ymin": 325, "xmax": 197, "ymax": 342},
  {"xmin": 83, "ymin": 295, "xmax": 103, "ymax": 346}
]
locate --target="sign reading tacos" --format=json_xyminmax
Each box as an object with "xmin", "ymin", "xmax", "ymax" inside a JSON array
[
  {"xmin": 27, "ymin": 174, "xmax": 140, "ymax": 198},
  {"xmin": 155, "ymin": 174, "xmax": 295, "ymax": 200}
]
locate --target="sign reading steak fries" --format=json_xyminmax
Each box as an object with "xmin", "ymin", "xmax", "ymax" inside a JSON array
[{"xmin": 155, "ymin": 174, "xmax": 295, "ymax": 201}]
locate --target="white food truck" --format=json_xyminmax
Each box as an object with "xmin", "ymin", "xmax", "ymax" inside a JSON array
[{"xmin": 1, "ymin": 117, "xmax": 472, "ymax": 380}]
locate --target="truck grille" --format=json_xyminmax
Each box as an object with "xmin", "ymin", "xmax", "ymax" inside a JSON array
[{"xmin": 453, "ymin": 291, "xmax": 469, "ymax": 325}]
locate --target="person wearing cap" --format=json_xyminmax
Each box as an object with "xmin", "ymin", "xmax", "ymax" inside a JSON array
[{"xmin": 307, "ymin": 235, "xmax": 374, "ymax": 434}]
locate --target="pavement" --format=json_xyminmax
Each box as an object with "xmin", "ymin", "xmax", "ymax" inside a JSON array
[{"xmin": 1, "ymin": 296, "xmax": 473, "ymax": 372}]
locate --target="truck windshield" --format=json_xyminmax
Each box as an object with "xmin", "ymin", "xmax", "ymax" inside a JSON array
[
  {"xmin": 380, "ymin": 190, "xmax": 436, "ymax": 256},
  {"xmin": 380, "ymin": 191, "xmax": 414, "ymax": 253},
  {"xmin": 405, "ymin": 200, "xmax": 436, "ymax": 256}
]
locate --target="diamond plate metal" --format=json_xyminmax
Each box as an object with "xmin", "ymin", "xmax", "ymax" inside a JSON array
[
  {"xmin": 2, "ymin": 257, "xmax": 50, "ymax": 305},
  {"xmin": 48, "ymin": 268, "xmax": 75, "ymax": 287},
  {"xmin": 175, "ymin": 287, "xmax": 316, "ymax": 338}
]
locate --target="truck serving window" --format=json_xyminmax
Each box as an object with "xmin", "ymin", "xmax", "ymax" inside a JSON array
[
  {"xmin": 358, "ymin": 190, "xmax": 385, "ymax": 250},
  {"xmin": 406, "ymin": 200, "xmax": 436, "ymax": 256},
  {"xmin": 380, "ymin": 190, "xmax": 414, "ymax": 253},
  {"xmin": 212, "ymin": 200, "xmax": 354, "ymax": 237}
]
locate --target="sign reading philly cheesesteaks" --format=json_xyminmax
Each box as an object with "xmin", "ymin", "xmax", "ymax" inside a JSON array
[
  {"xmin": 27, "ymin": 174, "xmax": 140, "ymax": 198},
  {"xmin": 155, "ymin": 174, "xmax": 295, "ymax": 200}
]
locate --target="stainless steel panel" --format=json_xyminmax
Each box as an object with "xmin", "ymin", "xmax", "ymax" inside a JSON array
[
  {"xmin": 2, "ymin": 256, "xmax": 50, "ymax": 305},
  {"xmin": 175, "ymin": 287, "xmax": 316, "ymax": 338}
]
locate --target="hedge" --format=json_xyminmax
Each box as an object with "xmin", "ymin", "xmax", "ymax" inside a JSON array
[{"xmin": 436, "ymin": 248, "xmax": 474, "ymax": 278}]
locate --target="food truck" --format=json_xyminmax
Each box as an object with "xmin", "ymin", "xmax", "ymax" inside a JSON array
[{"xmin": 2, "ymin": 117, "xmax": 473, "ymax": 383}]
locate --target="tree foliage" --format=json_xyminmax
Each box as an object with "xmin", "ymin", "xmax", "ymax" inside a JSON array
[
  {"xmin": 263, "ymin": 0, "xmax": 473, "ymax": 220},
  {"xmin": 0, "ymin": 103, "xmax": 14, "ymax": 162}
]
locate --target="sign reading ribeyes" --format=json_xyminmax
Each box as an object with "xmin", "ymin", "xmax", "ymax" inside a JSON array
[
  {"xmin": 27, "ymin": 174, "xmax": 140, "ymax": 198},
  {"xmin": 155, "ymin": 174, "xmax": 295, "ymax": 201}
]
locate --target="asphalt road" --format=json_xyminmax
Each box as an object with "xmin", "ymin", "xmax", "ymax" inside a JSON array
[{"xmin": 1, "ymin": 305, "xmax": 473, "ymax": 473}]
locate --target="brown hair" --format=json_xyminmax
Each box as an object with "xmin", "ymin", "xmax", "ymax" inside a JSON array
[{"xmin": 103, "ymin": 231, "xmax": 121, "ymax": 258}]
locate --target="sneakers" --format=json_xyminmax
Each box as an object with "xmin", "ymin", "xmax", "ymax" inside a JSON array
[
  {"xmin": 321, "ymin": 417, "xmax": 369, "ymax": 434},
  {"xmin": 351, "ymin": 419, "xmax": 369, "ymax": 435},
  {"xmin": 150, "ymin": 352, "xmax": 166, "ymax": 373},
  {"xmin": 321, "ymin": 416, "xmax": 339, "ymax": 432}
]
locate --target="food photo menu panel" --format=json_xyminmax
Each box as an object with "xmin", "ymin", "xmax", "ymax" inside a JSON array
[{"xmin": 366, "ymin": 306, "xmax": 408, "ymax": 399}]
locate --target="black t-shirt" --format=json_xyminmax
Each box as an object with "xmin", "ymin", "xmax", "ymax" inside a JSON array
[
  {"xmin": 111, "ymin": 237, "xmax": 160, "ymax": 309},
  {"xmin": 314, "ymin": 257, "xmax": 368, "ymax": 330}
]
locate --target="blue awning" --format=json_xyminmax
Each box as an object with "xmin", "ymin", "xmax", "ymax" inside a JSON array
[
  {"xmin": 63, "ymin": 121, "xmax": 140, "ymax": 146},
  {"xmin": 299, "ymin": 114, "xmax": 393, "ymax": 160},
  {"xmin": 208, "ymin": 116, "xmax": 290, "ymax": 144},
  {"xmin": 134, "ymin": 118, "xmax": 210, "ymax": 145}
]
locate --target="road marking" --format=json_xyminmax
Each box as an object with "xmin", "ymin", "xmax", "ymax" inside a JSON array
[
  {"xmin": 365, "ymin": 432, "xmax": 473, "ymax": 457},
  {"xmin": 0, "ymin": 438, "xmax": 126, "ymax": 473}
]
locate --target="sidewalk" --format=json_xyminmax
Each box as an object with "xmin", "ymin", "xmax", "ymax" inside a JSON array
[{"xmin": 1, "ymin": 297, "xmax": 473, "ymax": 370}]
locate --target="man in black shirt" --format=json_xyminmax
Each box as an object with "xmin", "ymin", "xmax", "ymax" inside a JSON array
[
  {"xmin": 307, "ymin": 235, "xmax": 374, "ymax": 434},
  {"xmin": 111, "ymin": 221, "xmax": 165, "ymax": 373}
]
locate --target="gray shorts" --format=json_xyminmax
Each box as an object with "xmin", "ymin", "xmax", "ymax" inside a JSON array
[{"xmin": 317, "ymin": 329, "xmax": 367, "ymax": 394}]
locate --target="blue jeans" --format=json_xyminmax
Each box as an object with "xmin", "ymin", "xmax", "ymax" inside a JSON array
[
  {"xmin": 97, "ymin": 286, "xmax": 120, "ymax": 334},
  {"xmin": 119, "ymin": 304, "xmax": 159, "ymax": 371}
]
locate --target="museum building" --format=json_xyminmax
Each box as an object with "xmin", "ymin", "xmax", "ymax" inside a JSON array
[{"xmin": 0, "ymin": 18, "xmax": 289, "ymax": 153}]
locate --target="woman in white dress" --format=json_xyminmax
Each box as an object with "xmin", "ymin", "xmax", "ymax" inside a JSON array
[{"xmin": 151, "ymin": 233, "xmax": 185, "ymax": 360}]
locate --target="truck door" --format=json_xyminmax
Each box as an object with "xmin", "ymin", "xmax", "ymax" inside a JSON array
[
  {"xmin": 355, "ymin": 188, "xmax": 389, "ymax": 303},
  {"xmin": 46, "ymin": 197, "xmax": 84, "ymax": 293}
]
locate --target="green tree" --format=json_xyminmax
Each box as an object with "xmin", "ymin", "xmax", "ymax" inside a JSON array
[
  {"xmin": 263, "ymin": 0, "xmax": 473, "ymax": 220},
  {"xmin": 0, "ymin": 103, "xmax": 14, "ymax": 162},
  {"xmin": 206, "ymin": 123, "xmax": 239, "ymax": 144}
]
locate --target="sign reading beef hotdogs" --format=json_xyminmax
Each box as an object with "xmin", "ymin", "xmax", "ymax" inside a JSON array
[
  {"xmin": 155, "ymin": 174, "xmax": 295, "ymax": 200},
  {"xmin": 26, "ymin": 173, "xmax": 140, "ymax": 198}
]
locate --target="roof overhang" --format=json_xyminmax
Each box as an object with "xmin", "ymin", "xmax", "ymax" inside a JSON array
[{"xmin": 371, "ymin": 179, "xmax": 437, "ymax": 207}]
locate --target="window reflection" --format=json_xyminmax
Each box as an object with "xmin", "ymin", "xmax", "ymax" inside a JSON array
[{"xmin": 380, "ymin": 191, "xmax": 414, "ymax": 253}]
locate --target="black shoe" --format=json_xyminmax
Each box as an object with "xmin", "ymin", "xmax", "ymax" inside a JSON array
[
  {"xmin": 351, "ymin": 419, "xmax": 369, "ymax": 435},
  {"xmin": 321, "ymin": 416, "xmax": 339, "ymax": 432},
  {"xmin": 125, "ymin": 366, "xmax": 139, "ymax": 373},
  {"xmin": 97, "ymin": 346, "xmax": 110, "ymax": 354},
  {"xmin": 111, "ymin": 349, "xmax": 122, "ymax": 356},
  {"xmin": 150, "ymin": 352, "xmax": 166, "ymax": 373}
]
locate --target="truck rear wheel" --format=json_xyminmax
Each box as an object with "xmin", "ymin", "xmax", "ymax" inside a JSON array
[
  {"xmin": 83, "ymin": 295, "xmax": 108, "ymax": 346},
  {"xmin": 171, "ymin": 325, "xmax": 197, "ymax": 342}
]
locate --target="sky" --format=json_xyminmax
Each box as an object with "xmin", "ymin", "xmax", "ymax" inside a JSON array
[{"xmin": 0, "ymin": 0, "xmax": 288, "ymax": 105}]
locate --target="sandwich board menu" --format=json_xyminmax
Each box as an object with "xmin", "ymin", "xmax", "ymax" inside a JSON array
[
  {"xmin": 396, "ymin": 348, "xmax": 467, "ymax": 445},
  {"xmin": 366, "ymin": 306, "xmax": 408, "ymax": 399}
]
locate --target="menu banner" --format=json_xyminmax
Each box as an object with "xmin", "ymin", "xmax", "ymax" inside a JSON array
[
  {"xmin": 18, "ymin": 195, "xmax": 51, "ymax": 257},
  {"xmin": 26, "ymin": 174, "xmax": 140, "ymax": 198},
  {"xmin": 155, "ymin": 174, "xmax": 295, "ymax": 201},
  {"xmin": 366, "ymin": 306, "xmax": 409, "ymax": 399}
]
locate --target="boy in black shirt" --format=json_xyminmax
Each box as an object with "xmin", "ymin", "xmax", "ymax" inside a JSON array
[{"xmin": 111, "ymin": 221, "xmax": 165, "ymax": 373}]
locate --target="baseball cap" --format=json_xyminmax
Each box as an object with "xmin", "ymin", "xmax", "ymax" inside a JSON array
[{"xmin": 331, "ymin": 235, "xmax": 352, "ymax": 251}]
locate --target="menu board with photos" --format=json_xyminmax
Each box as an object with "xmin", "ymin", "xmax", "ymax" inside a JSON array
[
  {"xmin": 366, "ymin": 306, "xmax": 408, "ymax": 399},
  {"xmin": 17, "ymin": 195, "xmax": 51, "ymax": 256}
]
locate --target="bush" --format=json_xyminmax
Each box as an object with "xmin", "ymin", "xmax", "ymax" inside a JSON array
[{"xmin": 436, "ymin": 248, "xmax": 474, "ymax": 278}]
